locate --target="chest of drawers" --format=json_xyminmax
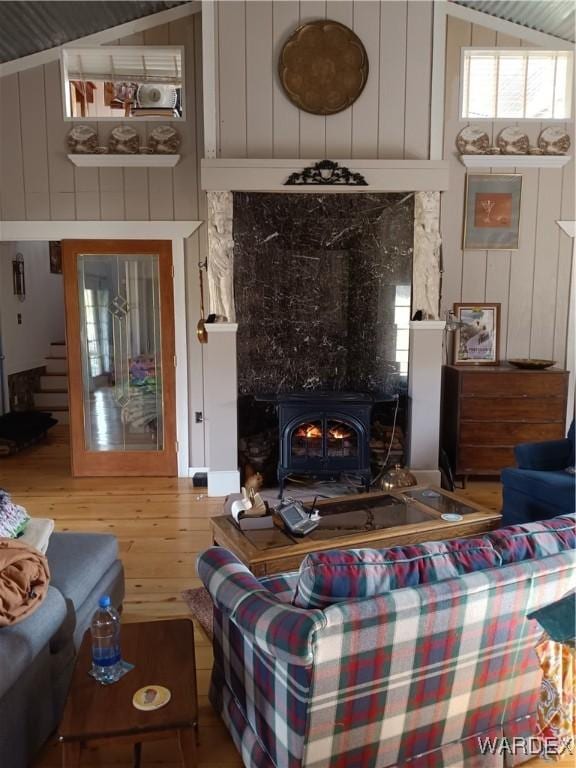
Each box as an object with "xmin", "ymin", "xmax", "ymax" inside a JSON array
[{"xmin": 441, "ymin": 364, "xmax": 568, "ymax": 483}]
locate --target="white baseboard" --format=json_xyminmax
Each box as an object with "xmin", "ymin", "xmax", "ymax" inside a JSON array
[
  {"xmin": 208, "ymin": 469, "xmax": 240, "ymax": 496},
  {"xmin": 410, "ymin": 469, "xmax": 442, "ymax": 486}
]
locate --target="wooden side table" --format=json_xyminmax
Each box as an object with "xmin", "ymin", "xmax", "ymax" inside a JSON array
[{"xmin": 58, "ymin": 619, "xmax": 198, "ymax": 767}]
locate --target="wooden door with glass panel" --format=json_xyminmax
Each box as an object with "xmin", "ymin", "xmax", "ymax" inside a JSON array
[{"xmin": 62, "ymin": 240, "xmax": 177, "ymax": 476}]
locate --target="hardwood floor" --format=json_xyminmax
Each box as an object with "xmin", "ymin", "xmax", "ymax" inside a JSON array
[
  {"xmin": 5, "ymin": 428, "xmax": 238, "ymax": 768},
  {"xmin": 0, "ymin": 427, "xmax": 568, "ymax": 767}
]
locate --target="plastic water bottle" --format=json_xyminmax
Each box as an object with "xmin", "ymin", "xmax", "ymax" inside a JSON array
[{"xmin": 90, "ymin": 595, "xmax": 122, "ymax": 683}]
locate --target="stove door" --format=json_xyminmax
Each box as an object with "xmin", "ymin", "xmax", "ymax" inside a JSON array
[
  {"xmin": 326, "ymin": 418, "xmax": 359, "ymax": 458},
  {"xmin": 283, "ymin": 411, "xmax": 368, "ymax": 473},
  {"xmin": 290, "ymin": 419, "xmax": 323, "ymax": 461}
]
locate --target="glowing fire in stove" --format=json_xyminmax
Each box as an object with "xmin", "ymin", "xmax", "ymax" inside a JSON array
[
  {"xmin": 295, "ymin": 424, "xmax": 322, "ymax": 439},
  {"xmin": 295, "ymin": 423, "xmax": 354, "ymax": 441}
]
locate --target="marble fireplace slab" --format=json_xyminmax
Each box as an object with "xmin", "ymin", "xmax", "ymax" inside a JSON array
[
  {"xmin": 206, "ymin": 189, "xmax": 441, "ymax": 326},
  {"xmin": 233, "ymin": 192, "xmax": 414, "ymax": 396}
]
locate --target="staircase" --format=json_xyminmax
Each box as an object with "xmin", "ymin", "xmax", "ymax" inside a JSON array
[{"xmin": 34, "ymin": 342, "xmax": 69, "ymax": 424}]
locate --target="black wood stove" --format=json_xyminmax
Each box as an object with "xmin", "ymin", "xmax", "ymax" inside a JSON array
[{"xmin": 259, "ymin": 392, "xmax": 373, "ymax": 496}]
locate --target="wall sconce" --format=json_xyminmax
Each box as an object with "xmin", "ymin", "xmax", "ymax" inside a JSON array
[
  {"xmin": 445, "ymin": 310, "xmax": 465, "ymax": 332},
  {"xmin": 443, "ymin": 310, "xmax": 466, "ymax": 366},
  {"xmin": 12, "ymin": 253, "xmax": 25, "ymax": 302}
]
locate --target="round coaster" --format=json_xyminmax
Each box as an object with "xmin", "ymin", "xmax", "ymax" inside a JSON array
[
  {"xmin": 132, "ymin": 685, "xmax": 171, "ymax": 711},
  {"xmin": 441, "ymin": 513, "xmax": 463, "ymax": 523}
]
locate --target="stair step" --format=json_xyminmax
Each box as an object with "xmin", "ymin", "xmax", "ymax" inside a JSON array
[
  {"xmin": 37, "ymin": 405, "xmax": 67, "ymax": 411},
  {"xmin": 40, "ymin": 375, "xmax": 68, "ymax": 391},
  {"xmin": 49, "ymin": 343, "xmax": 67, "ymax": 357},
  {"xmin": 35, "ymin": 406, "xmax": 69, "ymax": 425},
  {"xmin": 34, "ymin": 391, "xmax": 69, "ymax": 408},
  {"xmin": 45, "ymin": 358, "xmax": 67, "ymax": 374}
]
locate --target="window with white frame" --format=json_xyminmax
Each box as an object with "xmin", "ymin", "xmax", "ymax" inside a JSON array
[
  {"xmin": 461, "ymin": 49, "xmax": 573, "ymax": 120},
  {"xmin": 394, "ymin": 285, "xmax": 411, "ymax": 377},
  {"xmin": 61, "ymin": 46, "xmax": 184, "ymax": 120}
]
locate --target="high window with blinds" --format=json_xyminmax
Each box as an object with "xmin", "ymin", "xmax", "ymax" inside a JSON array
[
  {"xmin": 61, "ymin": 46, "xmax": 184, "ymax": 120},
  {"xmin": 461, "ymin": 49, "xmax": 573, "ymax": 120}
]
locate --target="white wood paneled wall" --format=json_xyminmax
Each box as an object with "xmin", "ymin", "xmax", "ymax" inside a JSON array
[
  {"xmin": 215, "ymin": 0, "xmax": 433, "ymax": 160},
  {"xmin": 0, "ymin": 15, "xmax": 208, "ymax": 466},
  {"xmin": 441, "ymin": 16, "xmax": 574, "ymax": 365},
  {"xmin": 0, "ymin": 16, "xmax": 204, "ymax": 223}
]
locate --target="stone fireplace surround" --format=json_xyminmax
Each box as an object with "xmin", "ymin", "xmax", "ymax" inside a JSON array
[{"xmin": 201, "ymin": 158, "xmax": 449, "ymax": 496}]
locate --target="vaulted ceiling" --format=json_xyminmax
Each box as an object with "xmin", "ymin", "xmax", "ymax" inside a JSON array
[
  {"xmin": 453, "ymin": 0, "xmax": 575, "ymax": 43},
  {"xmin": 0, "ymin": 0, "xmax": 573, "ymax": 66},
  {"xmin": 0, "ymin": 2, "xmax": 186, "ymax": 64}
]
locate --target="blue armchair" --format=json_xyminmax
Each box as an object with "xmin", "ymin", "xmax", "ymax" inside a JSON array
[{"xmin": 501, "ymin": 421, "xmax": 575, "ymax": 525}]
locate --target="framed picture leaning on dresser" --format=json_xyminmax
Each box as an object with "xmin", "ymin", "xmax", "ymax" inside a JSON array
[{"xmin": 453, "ymin": 303, "xmax": 500, "ymax": 365}]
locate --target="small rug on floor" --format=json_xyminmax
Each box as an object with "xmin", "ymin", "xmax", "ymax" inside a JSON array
[{"xmin": 182, "ymin": 586, "xmax": 213, "ymax": 641}]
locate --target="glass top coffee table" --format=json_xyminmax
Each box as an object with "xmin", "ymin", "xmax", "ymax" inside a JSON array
[{"xmin": 210, "ymin": 486, "xmax": 502, "ymax": 576}]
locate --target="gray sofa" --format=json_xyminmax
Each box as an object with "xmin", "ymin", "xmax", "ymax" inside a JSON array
[{"xmin": 0, "ymin": 532, "xmax": 125, "ymax": 768}]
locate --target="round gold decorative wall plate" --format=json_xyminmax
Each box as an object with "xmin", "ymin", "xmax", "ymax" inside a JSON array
[{"xmin": 279, "ymin": 20, "xmax": 369, "ymax": 115}]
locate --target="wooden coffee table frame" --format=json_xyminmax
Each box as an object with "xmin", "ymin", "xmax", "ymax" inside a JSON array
[
  {"xmin": 58, "ymin": 619, "xmax": 198, "ymax": 768},
  {"xmin": 211, "ymin": 487, "xmax": 501, "ymax": 576}
]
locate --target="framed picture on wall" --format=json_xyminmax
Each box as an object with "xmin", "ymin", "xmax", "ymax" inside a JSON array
[
  {"xmin": 49, "ymin": 241, "xmax": 62, "ymax": 274},
  {"xmin": 463, "ymin": 174, "xmax": 522, "ymax": 250},
  {"xmin": 453, "ymin": 303, "xmax": 500, "ymax": 365}
]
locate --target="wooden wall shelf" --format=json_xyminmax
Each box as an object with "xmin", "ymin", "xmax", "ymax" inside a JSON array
[
  {"xmin": 67, "ymin": 154, "xmax": 180, "ymax": 168},
  {"xmin": 459, "ymin": 154, "xmax": 571, "ymax": 169}
]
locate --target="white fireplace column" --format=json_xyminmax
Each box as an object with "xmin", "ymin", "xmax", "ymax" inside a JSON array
[
  {"xmin": 203, "ymin": 191, "xmax": 240, "ymax": 496},
  {"xmin": 406, "ymin": 320, "xmax": 446, "ymax": 485},
  {"xmin": 204, "ymin": 323, "xmax": 241, "ymax": 495},
  {"xmin": 406, "ymin": 191, "xmax": 445, "ymax": 484}
]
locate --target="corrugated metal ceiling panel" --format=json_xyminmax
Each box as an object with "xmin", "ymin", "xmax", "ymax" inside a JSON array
[
  {"xmin": 0, "ymin": 1, "xmax": 572, "ymax": 67},
  {"xmin": 0, "ymin": 2, "xmax": 186, "ymax": 64},
  {"xmin": 453, "ymin": 0, "xmax": 575, "ymax": 43}
]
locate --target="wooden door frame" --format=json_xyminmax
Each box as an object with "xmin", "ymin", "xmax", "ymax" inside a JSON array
[
  {"xmin": 64, "ymin": 239, "xmax": 178, "ymax": 476},
  {"xmin": 0, "ymin": 221, "xmax": 202, "ymax": 476}
]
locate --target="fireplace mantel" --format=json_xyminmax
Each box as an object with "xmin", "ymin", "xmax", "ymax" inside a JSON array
[
  {"xmin": 200, "ymin": 163, "xmax": 450, "ymax": 495},
  {"xmin": 201, "ymin": 158, "xmax": 450, "ymax": 193}
]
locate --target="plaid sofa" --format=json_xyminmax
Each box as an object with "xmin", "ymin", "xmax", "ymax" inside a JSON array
[{"xmin": 198, "ymin": 541, "xmax": 575, "ymax": 768}]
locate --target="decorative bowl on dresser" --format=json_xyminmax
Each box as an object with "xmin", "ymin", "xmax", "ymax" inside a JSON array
[
  {"xmin": 441, "ymin": 363, "xmax": 568, "ymax": 486},
  {"xmin": 507, "ymin": 358, "xmax": 556, "ymax": 370}
]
